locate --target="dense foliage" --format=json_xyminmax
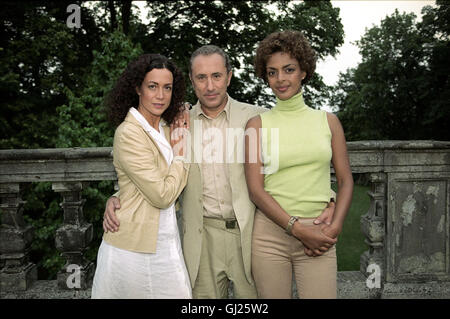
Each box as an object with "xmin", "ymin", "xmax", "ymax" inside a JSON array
[{"xmin": 333, "ymin": 1, "xmax": 449, "ymax": 141}]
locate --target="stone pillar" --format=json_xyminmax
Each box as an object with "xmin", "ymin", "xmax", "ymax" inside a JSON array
[
  {"xmin": 0, "ymin": 183, "xmax": 37, "ymax": 291},
  {"xmin": 52, "ymin": 182, "xmax": 94, "ymax": 290},
  {"xmin": 360, "ymin": 173, "xmax": 387, "ymax": 293}
]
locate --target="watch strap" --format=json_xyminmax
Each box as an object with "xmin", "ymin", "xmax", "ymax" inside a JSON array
[{"xmin": 285, "ymin": 216, "xmax": 299, "ymax": 235}]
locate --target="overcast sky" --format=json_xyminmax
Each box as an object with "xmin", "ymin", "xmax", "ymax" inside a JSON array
[{"xmin": 317, "ymin": 0, "xmax": 435, "ymax": 86}]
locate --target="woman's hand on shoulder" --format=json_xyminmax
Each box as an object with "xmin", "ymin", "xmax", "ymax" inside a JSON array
[{"xmin": 170, "ymin": 113, "xmax": 189, "ymax": 157}]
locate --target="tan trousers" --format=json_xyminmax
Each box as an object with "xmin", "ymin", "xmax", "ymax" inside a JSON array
[
  {"xmin": 192, "ymin": 217, "xmax": 257, "ymax": 299},
  {"xmin": 252, "ymin": 210, "xmax": 337, "ymax": 299}
]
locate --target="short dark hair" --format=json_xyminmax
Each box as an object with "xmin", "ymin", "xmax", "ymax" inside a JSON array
[
  {"xmin": 106, "ymin": 53, "xmax": 186, "ymax": 127},
  {"xmin": 189, "ymin": 45, "xmax": 232, "ymax": 75},
  {"xmin": 254, "ymin": 30, "xmax": 317, "ymax": 85}
]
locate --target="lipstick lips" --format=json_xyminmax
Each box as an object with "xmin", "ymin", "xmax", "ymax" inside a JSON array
[
  {"xmin": 152, "ymin": 103, "xmax": 165, "ymax": 109},
  {"xmin": 277, "ymin": 86, "xmax": 289, "ymax": 93}
]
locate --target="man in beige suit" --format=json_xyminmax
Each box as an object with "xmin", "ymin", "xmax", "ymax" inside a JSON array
[{"xmin": 103, "ymin": 45, "xmax": 335, "ymax": 298}]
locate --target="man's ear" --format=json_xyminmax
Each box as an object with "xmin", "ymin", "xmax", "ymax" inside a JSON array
[{"xmin": 226, "ymin": 71, "xmax": 233, "ymax": 86}]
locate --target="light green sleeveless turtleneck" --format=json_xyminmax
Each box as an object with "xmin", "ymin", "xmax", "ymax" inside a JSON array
[{"xmin": 260, "ymin": 91, "xmax": 332, "ymax": 218}]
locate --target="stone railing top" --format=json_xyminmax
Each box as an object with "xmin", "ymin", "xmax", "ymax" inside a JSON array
[
  {"xmin": 0, "ymin": 147, "xmax": 115, "ymax": 183},
  {"xmin": 0, "ymin": 140, "xmax": 449, "ymax": 160},
  {"xmin": 0, "ymin": 140, "xmax": 448, "ymax": 158},
  {"xmin": 0, "ymin": 147, "xmax": 113, "ymax": 160},
  {"xmin": 0, "ymin": 141, "xmax": 449, "ymax": 183},
  {"xmin": 347, "ymin": 140, "xmax": 450, "ymax": 150}
]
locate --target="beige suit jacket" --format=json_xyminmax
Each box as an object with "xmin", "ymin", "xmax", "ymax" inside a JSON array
[
  {"xmin": 104, "ymin": 111, "xmax": 189, "ymax": 253},
  {"xmin": 180, "ymin": 96, "xmax": 267, "ymax": 287}
]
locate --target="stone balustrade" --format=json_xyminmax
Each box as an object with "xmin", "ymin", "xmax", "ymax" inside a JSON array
[{"xmin": 0, "ymin": 141, "xmax": 449, "ymax": 298}]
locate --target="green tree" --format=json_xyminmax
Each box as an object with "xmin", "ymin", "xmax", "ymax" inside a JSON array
[
  {"xmin": 418, "ymin": 1, "xmax": 450, "ymax": 138},
  {"xmin": 333, "ymin": 2, "xmax": 450, "ymax": 140},
  {"xmin": 0, "ymin": 1, "xmax": 103, "ymax": 149},
  {"xmin": 135, "ymin": 0, "xmax": 344, "ymax": 109},
  {"xmin": 1, "ymin": 1, "xmax": 345, "ymax": 149},
  {"xmin": 1, "ymin": 1, "xmax": 105, "ymax": 279},
  {"xmin": 55, "ymin": 30, "xmax": 143, "ymax": 147}
]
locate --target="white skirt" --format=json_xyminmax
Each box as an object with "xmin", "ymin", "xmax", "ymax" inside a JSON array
[{"xmin": 91, "ymin": 205, "xmax": 192, "ymax": 299}]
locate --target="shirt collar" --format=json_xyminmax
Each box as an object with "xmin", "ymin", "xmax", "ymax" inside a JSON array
[{"xmin": 194, "ymin": 94, "xmax": 231, "ymax": 122}]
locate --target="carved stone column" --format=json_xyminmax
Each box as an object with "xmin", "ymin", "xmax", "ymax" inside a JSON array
[
  {"xmin": 360, "ymin": 173, "xmax": 387, "ymax": 290},
  {"xmin": 52, "ymin": 182, "xmax": 93, "ymax": 290},
  {"xmin": 0, "ymin": 183, "xmax": 37, "ymax": 291}
]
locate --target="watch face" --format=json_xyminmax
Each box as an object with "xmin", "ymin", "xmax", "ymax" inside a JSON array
[{"xmin": 286, "ymin": 216, "xmax": 298, "ymax": 235}]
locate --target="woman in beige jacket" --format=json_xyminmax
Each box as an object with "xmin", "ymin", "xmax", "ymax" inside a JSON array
[{"xmin": 91, "ymin": 54, "xmax": 191, "ymax": 298}]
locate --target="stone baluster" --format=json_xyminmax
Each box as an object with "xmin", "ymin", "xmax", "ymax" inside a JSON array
[
  {"xmin": 52, "ymin": 182, "xmax": 93, "ymax": 290},
  {"xmin": 360, "ymin": 173, "xmax": 387, "ymax": 291},
  {"xmin": 0, "ymin": 183, "xmax": 37, "ymax": 291}
]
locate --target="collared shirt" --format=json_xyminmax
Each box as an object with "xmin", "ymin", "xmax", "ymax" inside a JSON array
[{"xmin": 194, "ymin": 96, "xmax": 234, "ymax": 219}]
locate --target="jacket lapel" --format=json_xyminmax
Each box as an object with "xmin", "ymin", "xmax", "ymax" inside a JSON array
[{"xmin": 124, "ymin": 112, "xmax": 167, "ymax": 166}]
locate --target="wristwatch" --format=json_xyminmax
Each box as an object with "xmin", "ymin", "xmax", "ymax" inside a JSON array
[{"xmin": 285, "ymin": 216, "xmax": 299, "ymax": 235}]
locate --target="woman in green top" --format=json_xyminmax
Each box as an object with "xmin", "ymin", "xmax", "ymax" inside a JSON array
[{"xmin": 245, "ymin": 30, "xmax": 354, "ymax": 298}]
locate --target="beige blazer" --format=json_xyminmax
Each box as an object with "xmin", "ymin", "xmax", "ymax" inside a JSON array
[
  {"xmin": 103, "ymin": 111, "xmax": 189, "ymax": 253},
  {"xmin": 180, "ymin": 96, "xmax": 267, "ymax": 287}
]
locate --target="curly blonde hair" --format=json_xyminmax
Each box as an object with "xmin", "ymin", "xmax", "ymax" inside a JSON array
[{"xmin": 254, "ymin": 30, "xmax": 317, "ymax": 85}]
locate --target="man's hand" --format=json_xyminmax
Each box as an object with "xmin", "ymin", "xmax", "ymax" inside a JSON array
[{"xmin": 103, "ymin": 196, "xmax": 121, "ymax": 233}]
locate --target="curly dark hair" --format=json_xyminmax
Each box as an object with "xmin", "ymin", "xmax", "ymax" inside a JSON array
[
  {"xmin": 254, "ymin": 30, "xmax": 317, "ymax": 85},
  {"xmin": 106, "ymin": 53, "xmax": 186, "ymax": 127}
]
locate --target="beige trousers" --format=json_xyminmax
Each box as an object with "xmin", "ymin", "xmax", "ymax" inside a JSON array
[
  {"xmin": 252, "ymin": 210, "xmax": 337, "ymax": 299},
  {"xmin": 192, "ymin": 217, "xmax": 257, "ymax": 299}
]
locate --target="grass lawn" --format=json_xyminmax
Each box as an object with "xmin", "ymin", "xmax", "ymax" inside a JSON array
[{"xmin": 332, "ymin": 184, "xmax": 371, "ymax": 271}]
